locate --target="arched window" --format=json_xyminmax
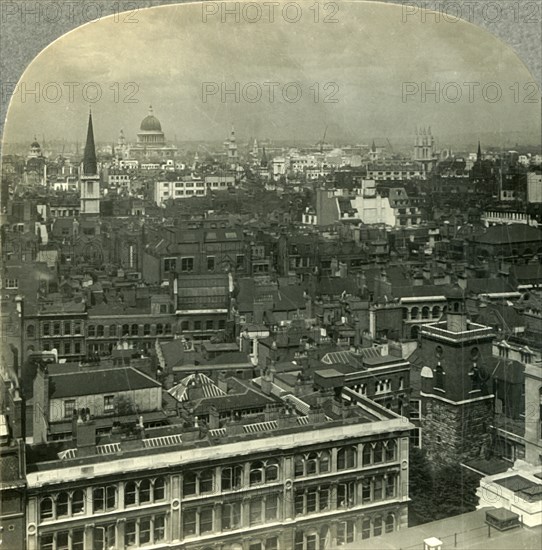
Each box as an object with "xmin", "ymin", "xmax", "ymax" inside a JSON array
[
  {"xmin": 87, "ymin": 325, "xmax": 96, "ymax": 337},
  {"xmin": 362, "ymin": 444, "xmax": 372, "ymax": 465},
  {"xmin": 156, "ymin": 323, "xmax": 163, "ymax": 335},
  {"xmin": 265, "ymin": 460, "xmax": 279, "ymax": 482},
  {"xmin": 97, "ymin": 325, "xmax": 104, "ymax": 337},
  {"xmin": 57, "ymin": 492, "xmax": 69, "ymax": 517},
  {"xmin": 373, "ymin": 515, "xmax": 383, "ymax": 537},
  {"xmin": 40, "ymin": 497, "xmax": 54, "ymax": 521},
  {"xmin": 154, "ymin": 477, "xmax": 166, "ymax": 500},
  {"xmin": 337, "ymin": 446, "xmax": 357, "ymax": 470},
  {"xmin": 294, "ymin": 455, "xmax": 304, "ymax": 477},
  {"xmin": 109, "ymin": 324, "xmax": 117, "ymax": 337},
  {"xmin": 72, "ymin": 489, "xmax": 85, "ymax": 515},
  {"xmin": 306, "ymin": 452, "xmax": 318, "ymax": 475},
  {"xmin": 410, "ymin": 307, "xmax": 419, "ymax": 320},
  {"xmin": 131, "ymin": 324, "xmax": 138, "ymax": 336},
  {"xmin": 421, "ymin": 306, "xmax": 429, "ymax": 319},
  {"xmin": 373, "ymin": 442, "xmax": 384, "ymax": 463},
  {"xmin": 250, "ymin": 461, "xmax": 264, "ymax": 485},
  {"xmin": 199, "ymin": 469, "xmax": 213, "ymax": 493},
  {"xmin": 143, "ymin": 323, "xmax": 151, "ymax": 336},
  {"xmin": 139, "ymin": 479, "xmax": 151, "ymax": 503},
  {"xmin": 125, "ymin": 481, "xmax": 137, "ymax": 506},
  {"xmin": 385, "ymin": 440, "xmax": 397, "ymax": 462},
  {"xmin": 410, "ymin": 325, "xmax": 419, "ymax": 339},
  {"xmin": 165, "ymin": 323, "xmax": 172, "ymax": 335},
  {"xmin": 385, "ymin": 513, "xmax": 395, "ymax": 533},
  {"xmin": 26, "ymin": 324, "xmax": 35, "ymax": 338},
  {"xmin": 432, "ymin": 305, "xmax": 441, "ymax": 319},
  {"xmin": 320, "ymin": 450, "xmax": 330, "ymax": 473},
  {"xmin": 362, "ymin": 517, "xmax": 371, "ymax": 539},
  {"xmin": 122, "ymin": 324, "xmax": 129, "ymax": 336}
]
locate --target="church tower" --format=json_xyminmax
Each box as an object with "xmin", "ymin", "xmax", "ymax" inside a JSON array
[
  {"xmin": 80, "ymin": 112, "xmax": 101, "ymax": 216},
  {"xmin": 413, "ymin": 127, "xmax": 435, "ymax": 172},
  {"xmin": 369, "ymin": 140, "xmax": 378, "ymax": 162},
  {"xmin": 419, "ymin": 285, "xmax": 494, "ymax": 464},
  {"xmin": 227, "ymin": 125, "xmax": 238, "ymax": 169}
]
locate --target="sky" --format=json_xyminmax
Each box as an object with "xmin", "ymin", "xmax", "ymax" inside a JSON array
[{"xmin": 3, "ymin": 1, "xmax": 541, "ymax": 148}]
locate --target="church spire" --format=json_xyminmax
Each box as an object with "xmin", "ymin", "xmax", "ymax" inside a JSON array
[
  {"xmin": 83, "ymin": 111, "xmax": 98, "ymax": 176},
  {"xmin": 477, "ymin": 140, "xmax": 482, "ymax": 162}
]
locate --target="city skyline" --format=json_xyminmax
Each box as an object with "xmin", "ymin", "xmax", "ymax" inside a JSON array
[{"xmin": 2, "ymin": 1, "xmax": 541, "ymax": 147}]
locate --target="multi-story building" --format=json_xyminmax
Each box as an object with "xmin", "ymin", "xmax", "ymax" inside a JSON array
[
  {"xmin": 153, "ymin": 177, "xmax": 207, "ymax": 206},
  {"xmin": 25, "ymin": 374, "xmax": 413, "ymax": 550}
]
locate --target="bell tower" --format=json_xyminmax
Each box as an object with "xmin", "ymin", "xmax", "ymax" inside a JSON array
[
  {"xmin": 80, "ymin": 111, "xmax": 101, "ymax": 216},
  {"xmin": 418, "ymin": 285, "xmax": 495, "ymax": 464}
]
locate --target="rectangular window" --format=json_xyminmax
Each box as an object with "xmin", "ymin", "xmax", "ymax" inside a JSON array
[
  {"xmin": 207, "ymin": 256, "xmax": 215, "ymax": 271},
  {"xmin": 63, "ymin": 321, "xmax": 71, "ymax": 335},
  {"xmin": 337, "ymin": 521, "xmax": 355, "ymax": 545},
  {"xmin": 139, "ymin": 518, "xmax": 151, "ymax": 545},
  {"xmin": 64, "ymin": 400, "xmax": 76, "ymax": 418},
  {"xmin": 206, "ymin": 320, "xmax": 214, "ymax": 330},
  {"xmin": 43, "ymin": 323, "xmax": 50, "ymax": 336},
  {"xmin": 72, "ymin": 529, "xmax": 84, "ymax": 550},
  {"xmin": 74, "ymin": 342, "xmax": 81, "ymax": 354},
  {"xmin": 200, "ymin": 507, "xmax": 213, "ymax": 533},
  {"xmin": 236, "ymin": 254, "xmax": 245, "ymax": 269},
  {"xmin": 250, "ymin": 499, "xmax": 262, "ymax": 526},
  {"xmin": 63, "ymin": 342, "xmax": 71, "ymax": 355},
  {"xmin": 183, "ymin": 509, "xmax": 197, "ymax": 536},
  {"xmin": 74, "ymin": 321, "xmax": 81, "ymax": 335},
  {"xmin": 218, "ymin": 319, "xmax": 226, "ymax": 330},
  {"xmin": 294, "ymin": 491, "xmax": 304, "ymax": 516},
  {"xmin": 223, "ymin": 502, "xmax": 241, "ymax": 530},
  {"xmin": 154, "ymin": 515, "xmax": 166, "ymax": 542},
  {"xmin": 164, "ymin": 258, "xmax": 177, "ymax": 272},
  {"xmin": 104, "ymin": 395, "xmax": 115, "ymax": 412},
  {"xmin": 194, "ymin": 321, "xmax": 202, "ymax": 331},
  {"xmin": 125, "ymin": 520, "xmax": 137, "ymax": 547},
  {"xmin": 319, "ymin": 486, "xmax": 330, "ymax": 511},
  {"xmin": 306, "ymin": 489, "xmax": 317, "ymax": 513},
  {"xmin": 53, "ymin": 322, "xmax": 61, "ymax": 336},
  {"xmin": 265, "ymin": 494, "xmax": 278, "ymax": 521},
  {"xmin": 181, "ymin": 257, "xmax": 194, "ymax": 272}
]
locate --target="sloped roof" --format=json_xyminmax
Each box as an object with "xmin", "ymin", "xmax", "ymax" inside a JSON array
[{"xmin": 168, "ymin": 373, "xmax": 225, "ymax": 402}]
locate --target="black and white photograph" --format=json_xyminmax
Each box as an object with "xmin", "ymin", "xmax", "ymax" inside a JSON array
[{"xmin": 0, "ymin": 1, "xmax": 541, "ymax": 549}]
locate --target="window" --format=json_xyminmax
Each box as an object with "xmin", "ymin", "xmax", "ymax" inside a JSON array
[
  {"xmin": 154, "ymin": 515, "xmax": 166, "ymax": 542},
  {"xmin": 337, "ymin": 481, "xmax": 356, "ymax": 508},
  {"xmin": 131, "ymin": 324, "xmax": 138, "ymax": 336},
  {"xmin": 435, "ymin": 364, "xmax": 445, "ymax": 390},
  {"xmin": 55, "ymin": 493, "xmax": 69, "ymax": 518},
  {"xmin": 183, "ymin": 470, "xmax": 213, "ymax": 496},
  {"xmin": 164, "ymin": 323, "xmax": 172, "ymax": 334},
  {"xmin": 88, "ymin": 325, "xmax": 96, "ymax": 337},
  {"xmin": 109, "ymin": 324, "xmax": 116, "ymax": 337},
  {"xmin": 139, "ymin": 518, "xmax": 151, "ymax": 545},
  {"xmin": 93, "ymin": 486, "xmax": 117, "ymax": 512},
  {"xmin": 221, "ymin": 465, "xmax": 242, "ymax": 491},
  {"xmin": 385, "ymin": 513, "xmax": 395, "ymax": 533},
  {"xmin": 337, "ymin": 446, "xmax": 357, "ymax": 470},
  {"xmin": 362, "ymin": 518, "xmax": 371, "ymax": 539},
  {"xmin": 181, "ymin": 320, "xmax": 189, "ymax": 332},
  {"xmin": 126, "ymin": 520, "xmax": 137, "ymax": 547},
  {"xmin": 97, "ymin": 325, "xmax": 104, "ymax": 337},
  {"xmin": 181, "ymin": 257, "xmax": 194, "ymax": 272},
  {"xmin": 373, "ymin": 516, "xmax": 383, "ymax": 537},
  {"xmin": 53, "ymin": 322, "xmax": 61, "ymax": 336},
  {"xmin": 337, "ymin": 520, "xmax": 355, "ymax": 545},
  {"xmin": 206, "ymin": 320, "xmax": 214, "ymax": 330},
  {"xmin": 63, "ymin": 342, "xmax": 71, "ymax": 355},
  {"xmin": 94, "ymin": 524, "xmax": 116, "ymax": 550},
  {"xmin": 183, "ymin": 509, "xmax": 197, "ymax": 536},
  {"xmin": 72, "ymin": 490, "xmax": 85, "ymax": 515},
  {"xmin": 64, "ymin": 400, "xmax": 76, "ymax": 418},
  {"xmin": 5, "ymin": 278, "xmax": 18, "ymax": 289},
  {"xmin": 218, "ymin": 319, "xmax": 226, "ymax": 330},
  {"xmin": 40, "ymin": 497, "xmax": 54, "ymax": 521},
  {"xmin": 143, "ymin": 324, "xmax": 150, "ymax": 336},
  {"xmin": 74, "ymin": 342, "xmax": 81, "ymax": 355},
  {"xmin": 200, "ymin": 469, "xmax": 213, "ymax": 493},
  {"xmin": 373, "ymin": 442, "xmax": 384, "ymax": 463},
  {"xmin": 43, "ymin": 322, "xmax": 50, "ymax": 336},
  {"xmin": 183, "ymin": 472, "xmax": 197, "ymax": 496},
  {"xmin": 223, "ymin": 502, "xmax": 241, "ymax": 530},
  {"xmin": 122, "ymin": 324, "xmax": 129, "ymax": 336},
  {"xmin": 156, "ymin": 323, "xmax": 163, "ymax": 335},
  {"xmin": 200, "ymin": 507, "xmax": 213, "ymax": 533},
  {"xmin": 104, "ymin": 395, "xmax": 115, "ymax": 412},
  {"xmin": 265, "ymin": 494, "xmax": 278, "ymax": 521},
  {"xmin": 154, "ymin": 477, "xmax": 166, "ymax": 500},
  {"xmin": 385, "ymin": 440, "xmax": 397, "ymax": 461},
  {"xmin": 250, "ymin": 499, "xmax": 262, "ymax": 526},
  {"xmin": 74, "ymin": 321, "xmax": 82, "ymax": 335},
  {"xmin": 207, "ymin": 256, "xmax": 215, "ymax": 271},
  {"xmin": 362, "ymin": 478, "xmax": 371, "ymax": 503},
  {"xmin": 27, "ymin": 324, "xmax": 35, "ymax": 338},
  {"xmin": 236, "ymin": 254, "xmax": 245, "ymax": 269},
  {"xmin": 164, "ymin": 258, "xmax": 177, "ymax": 272},
  {"xmin": 63, "ymin": 321, "xmax": 71, "ymax": 335}
]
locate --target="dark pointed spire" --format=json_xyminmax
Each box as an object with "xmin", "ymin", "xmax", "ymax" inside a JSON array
[
  {"xmin": 371, "ymin": 140, "xmax": 376, "ymax": 152},
  {"xmin": 477, "ymin": 140, "xmax": 482, "ymax": 161},
  {"xmin": 83, "ymin": 111, "xmax": 98, "ymax": 176}
]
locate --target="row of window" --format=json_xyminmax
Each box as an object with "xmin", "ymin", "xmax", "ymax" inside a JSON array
[
  {"xmin": 35, "ymin": 321, "xmax": 82, "ymax": 338},
  {"xmin": 88, "ymin": 323, "xmax": 172, "ymax": 338},
  {"xmin": 294, "ymin": 514, "xmax": 396, "ymax": 550},
  {"xmin": 404, "ymin": 305, "xmax": 444, "ymax": 321},
  {"xmin": 39, "ymin": 479, "xmax": 166, "ymax": 521},
  {"xmin": 164, "ymin": 255, "xmax": 245, "ymax": 273}
]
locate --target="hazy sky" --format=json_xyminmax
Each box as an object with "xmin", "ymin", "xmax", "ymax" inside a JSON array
[{"xmin": 3, "ymin": 1, "xmax": 540, "ymax": 147}]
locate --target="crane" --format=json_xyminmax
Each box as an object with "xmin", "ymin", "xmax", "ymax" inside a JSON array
[{"xmin": 318, "ymin": 125, "xmax": 328, "ymax": 154}]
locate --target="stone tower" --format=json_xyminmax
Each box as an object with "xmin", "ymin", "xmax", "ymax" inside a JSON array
[
  {"xmin": 80, "ymin": 111, "xmax": 101, "ymax": 216},
  {"xmin": 419, "ymin": 284, "xmax": 495, "ymax": 464}
]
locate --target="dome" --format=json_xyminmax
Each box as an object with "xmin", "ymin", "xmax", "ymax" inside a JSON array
[
  {"xmin": 31, "ymin": 139, "xmax": 40, "ymax": 148},
  {"xmin": 140, "ymin": 105, "xmax": 162, "ymax": 132}
]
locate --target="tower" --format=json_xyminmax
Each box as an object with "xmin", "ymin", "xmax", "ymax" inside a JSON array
[
  {"xmin": 227, "ymin": 125, "xmax": 238, "ymax": 169},
  {"xmin": 419, "ymin": 284, "xmax": 494, "ymax": 464},
  {"xmin": 79, "ymin": 111, "xmax": 101, "ymax": 216},
  {"xmin": 413, "ymin": 127, "xmax": 435, "ymax": 172},
  {"xmin": 369, "ymin": 140, "xmax": 378, "ymax": 162}
]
